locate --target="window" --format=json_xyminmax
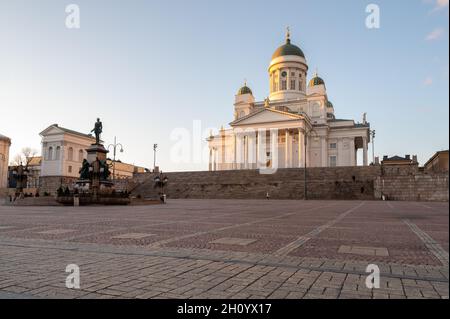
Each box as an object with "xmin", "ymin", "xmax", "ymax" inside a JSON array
[
  {"xmin": 55, "ymin": 146, "xmax": 61, "ymax": 160},
  {"xmin": 273, "ymin": 75, "xmax": 278, "ymax": 92},
  {"xmin": 330, "ymin": 156, "xmax": 337, "ymax": 167},
  {"xmin": 79, "ymin": 150, "xmax": 84, "ymax": 162},
  {"xmin": 290, "ymin": 80, "xmax": 296, "ymax": 90},
  {"xmin": 330, "ymin": 143, "xmax": 337, "ymax": 149},
  {"xmin": 239, "ymin": 111, "xmax": 245, "ymax": 118},
  {"xmin": 47, "ymin": 147, "xmax": 53, "ymax": 160},
  {"xmin": 312, "ymin": 103, "xmax": 321, "ymax": 117},
  {"xmin": 281, "ymin": 80, "xmax": 287, "ymax": 90},
  {"xmin": 68, "ymin": 147, "xmax": 74, "ymax": 161},
  {"xmin": 68, "ymin": 166, "xmax": 72, "ymax": 173},
  {"xmin": 299, "ymin": 80, "xmax": 303, "ymax": 91}
]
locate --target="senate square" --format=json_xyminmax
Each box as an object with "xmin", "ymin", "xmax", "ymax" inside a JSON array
[{"xmin": 0, "ymin": 1, "xmax": 448, "ymax": 303}]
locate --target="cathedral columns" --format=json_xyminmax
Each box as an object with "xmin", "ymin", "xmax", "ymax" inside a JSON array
[
  {"xmin": 209, "ymin": 148, "xmax": 213, "ymax": 171},
  {"xmin": 235, "ymin": 133, "xmax": 244, "ymax": 170},
  {"xmin": 232, "ymin": 134, "xmax": 237, "ymax": 170},
  {"xmin": 350, "ymin": 138, "xmax": 356, "ymax": 167},
  {"xmin": 256, "ymin": 130, "xmax": 265, "ymax": 169},
  {"xmin": 285, "ymin": 129, "xmax": 292, "ymax": 168},
  {"xmin": 363, "ymin": 136, "xmax": 368, "ymax": 166},
  {"xmin": 321, "ymin": 137, "xmax": 327, "ymax": 167},
  {"xmin": 298, "ymin": 129, "xmax": 304, "ymax": 168},
  {"xmin": 210, "ymin": 148, "xmax": 217, "ymax": 171},
  {"xmin": 247, "ymin": 133, "xmax": 257, "ymax": 170},
  {"xmin": 244, "ymin": 135, "xmax": 248, "ymax": 169}
]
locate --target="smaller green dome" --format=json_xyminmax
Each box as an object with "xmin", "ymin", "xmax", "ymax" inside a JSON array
[
  {"xmin": 237, "ymin": 84, "xmax": 252, "ymax": 95},
  {"xmin": 326, "ymin": 101, "xmax": 334, "ymax": 109},
  {"xmin": 309, "ymin": 75, "xmax": 325, "ymax": 87}
]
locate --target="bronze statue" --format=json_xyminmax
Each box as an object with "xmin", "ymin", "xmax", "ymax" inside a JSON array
[
  {"xmin": 79, "ymin": 159, "xmax": 91, "ymax": 180},
  {"xmin": 91, "ymin": 118, "xmax": 103, "ymax": 145},
  {"xmin": 99, "ymin": 160, "xmax": 111, "ymax": 180}
]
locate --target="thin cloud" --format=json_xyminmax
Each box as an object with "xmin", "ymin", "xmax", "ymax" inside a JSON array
[
  {"xmin": 426, "ymin": 28, "xmax": 445, "ymax": 40},
  {"xmin": 424, "ymin": 77, "xmax": 433, "ymax": 86},
  {"xmin": 436, "ymin": 0, "xmax": 449, "ymax": 9},
  {"xmin": 429, "ymin": 0, "xmax": 449, "ymax": 13}
]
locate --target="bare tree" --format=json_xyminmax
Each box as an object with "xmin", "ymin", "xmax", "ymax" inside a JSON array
[{"xmin": 12, "ymin": 147, "xmax": 38, "ymax": 169}]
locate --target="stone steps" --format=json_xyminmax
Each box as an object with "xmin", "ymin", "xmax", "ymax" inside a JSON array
[{"xmin": 131, "ymin": 167, "xmax": 380, "ymax": 200}]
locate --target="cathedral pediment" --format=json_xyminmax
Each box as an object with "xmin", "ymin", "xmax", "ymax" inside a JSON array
[{"xmin": 230, "ymin": 108, "xmax": 304, "ymax": 127}]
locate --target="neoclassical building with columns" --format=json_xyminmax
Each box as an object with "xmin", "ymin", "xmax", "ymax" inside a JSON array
[{"xmin": 207, "ymin": 31, "xmax": 370, "ymax": 171}]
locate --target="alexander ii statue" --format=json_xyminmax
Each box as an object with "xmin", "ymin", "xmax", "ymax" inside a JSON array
[{"xmin": 91, "ymin": 118, "xmax": 103, "ymax": 145}]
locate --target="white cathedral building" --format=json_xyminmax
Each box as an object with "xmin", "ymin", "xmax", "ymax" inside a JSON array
[{"xmin": 207, "ymin": 31, "xmax": 371, "ymax": 171}]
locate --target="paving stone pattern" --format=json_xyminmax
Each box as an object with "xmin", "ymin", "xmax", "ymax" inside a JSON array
[{"xmin": 0, "ymin": 200, "xmax": 448, "ymax": 299}]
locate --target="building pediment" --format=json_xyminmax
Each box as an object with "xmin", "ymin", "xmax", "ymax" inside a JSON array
[
  {"xmin": 40, "ymin": 124, "xmax": 95, "ymax": 141},
  {"xmin": 230, "ymin": 108, "xmax": 305, "ymax": 127},
  {"xmin": 40, "ymin": 125, "xmax": 65, "ymax": 137}
]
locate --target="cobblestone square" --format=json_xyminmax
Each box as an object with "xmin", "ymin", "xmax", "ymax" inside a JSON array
[{"xmin": 0, "ymin": 200, "xmax": 448, "ymax": 299}]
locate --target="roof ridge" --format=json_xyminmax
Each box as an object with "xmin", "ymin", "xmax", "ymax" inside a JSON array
[{"xmin": 42, "ymin": 124, "xmax": 95, "ymax": 139}]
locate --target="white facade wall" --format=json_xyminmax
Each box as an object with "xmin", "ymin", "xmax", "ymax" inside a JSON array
[{"xmin": 0, "ymin": 137, "xmax": 11, "ymax": 189}]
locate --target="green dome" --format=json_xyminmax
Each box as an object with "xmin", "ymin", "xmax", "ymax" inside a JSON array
[
  {"xmin": 237, "ymin": 85, "xmax": 252, "ymax": 95},
  {"xmin": 272, "ymin": 38, "xmax": 305, "ymax": 60},
  {"xmin": 326, "ymin": 101, "xmax": 334, "ymax": 108},
  {"xmin": 309, "ymin": 75, "xmax": 325, "ymax": 87}
]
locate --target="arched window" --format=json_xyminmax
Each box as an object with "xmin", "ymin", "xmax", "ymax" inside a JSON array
[
  {"xmin": 79, "ymin": 150, "xmax": 84, "ymax": 162},
  {"xmin": 48, "ymin": 147, "xmax": 53, "ymax": 161},
  {"xmin": 281, "ymin": 71, "xmax": 287, "ymax": 90},
  {"xmin": 239, "ymin": 111, "xmax": 246, "ymax": 118},
  {"xmin": 68, "ymin": 147, "xmax": 74, "ymax": 161},
  {"xmin": 55, "ymin": 146, "xmax": 61, "ymax": 160}
]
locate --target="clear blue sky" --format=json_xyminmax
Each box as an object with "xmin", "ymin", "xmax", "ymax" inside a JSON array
[{"xmin": 0, "ymin": 0, "xmax": 448, "ymax": 171}]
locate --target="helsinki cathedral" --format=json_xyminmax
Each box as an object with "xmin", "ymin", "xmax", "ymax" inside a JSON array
[{"xmin": 208, "ymin": 30, "xmax": 371, "ymax": 171}]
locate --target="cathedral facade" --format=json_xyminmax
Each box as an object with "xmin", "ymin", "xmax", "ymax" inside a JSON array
[{"xmin": 207, "ymin": 31, "xmax": 371, "ymax": 171}]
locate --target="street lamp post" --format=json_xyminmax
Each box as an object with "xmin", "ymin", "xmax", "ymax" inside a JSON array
[
  {"xmin": 153, "ymin": 144, "xmax": 158, "ymax": 171},
  {"xmin": 370, "ymin": 130, "xmax": 376, "ymax": 164},
  {"xmin": 304, "ymin": 133, "xmax": 307, "ymax": 200},
  {"xmin": 107, "ymin": 136, "xmax": 124, "ymax": 180},
  {"xmin": 303, "ymin": 127, "xmax": 317, "ymax": 200}
]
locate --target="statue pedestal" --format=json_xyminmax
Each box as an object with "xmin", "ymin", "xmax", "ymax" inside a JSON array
[{"xmin": 86, "ymin": 144, "xmax": 108, "ymax": 163}]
